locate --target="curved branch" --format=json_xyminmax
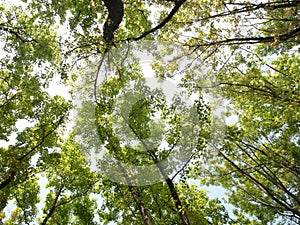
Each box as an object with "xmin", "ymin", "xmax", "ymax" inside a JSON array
[{"xmin": 127, "ymin": 0, "xmax": 187, "ymax": 41}]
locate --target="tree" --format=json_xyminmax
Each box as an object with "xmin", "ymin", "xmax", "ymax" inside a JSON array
[
  {"xmin": 73, "ymin": 43, "xmax": 224, "ymax": 224},
  {"xmin": 0, "ymin": 2, "xmax": 71, "ymax": 223},
  {"xmin": 0, "ymin": 0, "xmax": 299, "ymax": 224},
  {"xmin": 198, "ymin": 50, "xmax": 300, "ymax": 224}
]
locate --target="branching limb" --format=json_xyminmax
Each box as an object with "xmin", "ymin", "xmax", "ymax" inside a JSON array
[{"xmin": 126, "ymin": 0, "xmax": 187, "ymax": 41}]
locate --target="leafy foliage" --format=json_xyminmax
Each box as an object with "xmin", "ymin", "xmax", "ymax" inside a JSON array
[{"xmin": 0, "ymin": 0, "xmax": 299, "ymax": 224}]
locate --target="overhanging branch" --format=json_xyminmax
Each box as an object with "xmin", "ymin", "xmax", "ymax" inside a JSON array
[
  {"xmin": 194, "ymin": 27, "xmax": 300, "ymax": 47},
  {"xmin": 126, "ymin": 0, "xmax": 187, "ymax": 41}
]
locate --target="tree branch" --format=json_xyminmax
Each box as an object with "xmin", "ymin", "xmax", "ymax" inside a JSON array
[
  {"xmin": 194, "ymin": 27, "xmax": 300, "ymax": 47},
  {"xmin": 0, "ymin": 171, "xmax": 16, "ymax": 190},
  {"xmin": 126, "ymin": 0, "xmax": 187, "ymax": 41},
  {"xmin": 103, "ymin": 0, "xmax": 124, "ymax": 42},
  {"xmin": 0, "ymin": 24, "xmax": 37, "ymax": 43},
  {"xmin": 122, "ymin": 116, "xmax": 191, "ymax": 225},
  {"xmin": 102, "ymin": 129, "xmax": 154, "ymax": 225},
  {"xmin": 17, "ymin": 116, "xmax": 65, "ymax": 161},
  {"xmin": 215, "ymin": 145, "xmax": 300, "ymax": 217},
  {"xmin": 41, "ymin": 185, "xmax": 64, "ymax": 225},
  {"xmin": 197, "ymin": 1, "xmax": 300, "ymax": 22}
]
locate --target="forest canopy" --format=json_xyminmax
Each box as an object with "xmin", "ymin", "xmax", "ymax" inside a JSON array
[{"xmin": 0, "ymin": 0, "xmax": 299, "ymax": 224}]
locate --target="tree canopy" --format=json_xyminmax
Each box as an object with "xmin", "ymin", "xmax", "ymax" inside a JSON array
[{"xmin": 0, "ymin": 0, "xmax": 299, "ymax": 224}]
